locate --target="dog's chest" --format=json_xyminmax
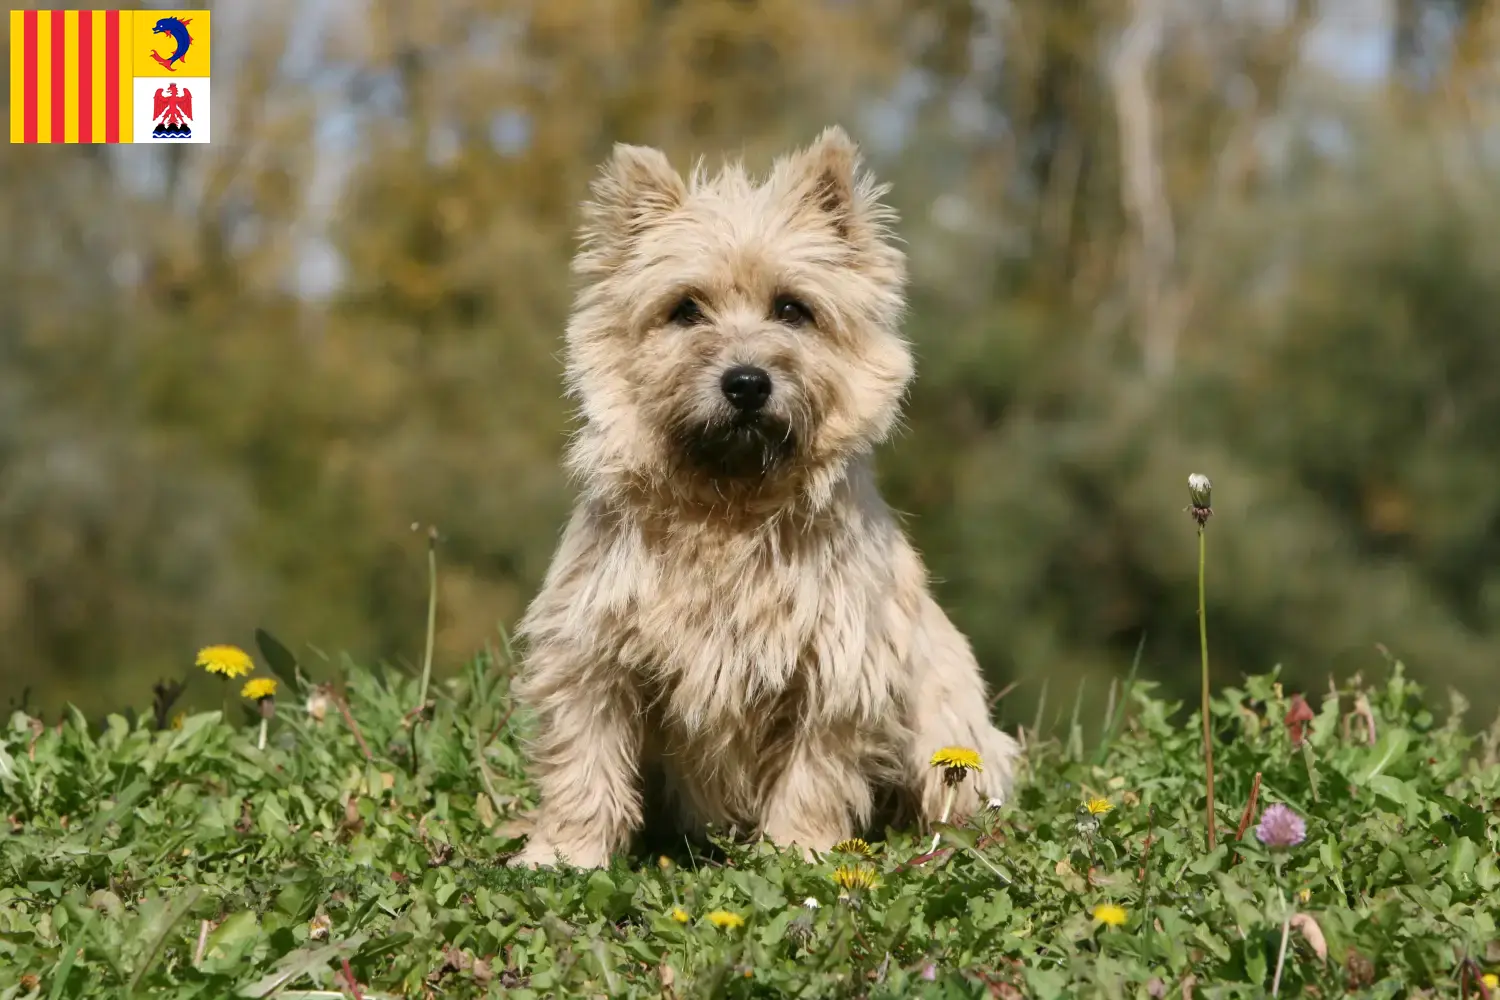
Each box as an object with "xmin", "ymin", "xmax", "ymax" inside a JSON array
[{"xmin": 610, "ymin": 518, "xmax": 894, "ymax": 728}]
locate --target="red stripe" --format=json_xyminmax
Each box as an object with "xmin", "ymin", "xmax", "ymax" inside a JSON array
[
  {"xmin": 105, "ymin": 10, "xmax": 118, "ymax": 143},
  {"xmin": 23, "ymin": 10, "xmax": 37, "ymax": 144},
  {"xmin": 79, "ymin": 13, "xmax": 92, "ymax": 143},
  {"xmin": 50, "ymin": 10, "xmax": 63, "ymax": 143}
]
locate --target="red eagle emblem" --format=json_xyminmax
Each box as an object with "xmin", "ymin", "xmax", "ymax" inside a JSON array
[{"xmin": 151, "ymin": 83, "xmax": 194, "ymax": 139}]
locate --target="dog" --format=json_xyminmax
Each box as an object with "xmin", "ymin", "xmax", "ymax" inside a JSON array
[{"xmin": 509, "ymin": 126, "xmax": 1020, "ymax": 869}]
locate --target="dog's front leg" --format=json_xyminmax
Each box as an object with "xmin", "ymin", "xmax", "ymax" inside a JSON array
[
  {"xmin": 905, "ymin": 593, "xmax": 1021, "ymax": 827},
  {"xmin": 509, "ymin": 644, "xmax": 643, "ymax": 869},
  {"xmin": 759, "ymin": 726, "xmax": 869, "ymax": 860}
]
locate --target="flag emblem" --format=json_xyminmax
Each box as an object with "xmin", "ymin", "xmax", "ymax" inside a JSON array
[
  {"xmin": 9, "ymin": 9, "xmax": 211, "ymax": 144},
  {"xmin": 151, "ymin": 81, "xmax": 193, "ymax": 138}
]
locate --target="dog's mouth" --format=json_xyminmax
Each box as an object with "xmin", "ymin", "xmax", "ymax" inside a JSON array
[{"xmin": 675, "ymin": 414, "xmax": 797, "ymax": 479}]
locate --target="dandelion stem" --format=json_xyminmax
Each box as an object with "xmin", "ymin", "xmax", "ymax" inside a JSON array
[
  {"xmin": 929, "ymin": 784, "xmax": 957, "ymax": 853},
  {"xmin": 417, "ymin": 527, "xmax": 438, "ymax": 712},
  {"xmin": 1198, "ymin": 523, "xmax": 1217, "ymax": 851},
  {"xmin": 257, "ymin": 718, "xmax": 267, "ymax": 751},
  {"xmin": 1271, "ymin": 888, "xmax": 1292, "ymax": 996}
]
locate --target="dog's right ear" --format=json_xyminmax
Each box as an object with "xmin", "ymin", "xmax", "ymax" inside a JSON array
[{"xmin": 574, "ymin": 144, "xmax": 686, "ymax": 277}]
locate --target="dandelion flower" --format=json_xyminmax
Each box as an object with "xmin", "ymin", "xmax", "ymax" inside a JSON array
[
  {"xmin": 802, "ymin": 897, "xmax": 820, "ymax": 910},
  {"xmin": 1092, "ymin": 903, "xmax": 1128, "ymax": 927},
  {"xmin": 929, "ymin": 746, "xmax": 983, "ymax": 786},
  {"xmin": 1483, "ymin": 973, "xmax": 1497, "ymax": 990},
  {"xmin": 831, "ymin": 864, "xmax": 881, "ymax": 892},
  {"xmin": 1254, "ymin": 803, "xmax": 1306, "ymax": 848},
  {"xmin": 241, "ymin": 678, "xmax": 278, "ymax": 701},
  {"xmin": 669, "ymin": 906, "xmax": 689, "ymax": 924},
  {"xmin": 171, "ymin": 711, "xmax": 186, "ymax": 730},
  {"xmin": 1084, "ymin": 796, "xmax": 1113, "ymax": 816},
  {"xmin": 197, "ymin": 644, "xmax": 254, "ymax": 679},
  {"xmin": 832, "ymin": 837, "xmax": 873, "ymax": 858},
  {"xmin": 705, "ymin": 910, "xmax": 744, "ymax": 929}
]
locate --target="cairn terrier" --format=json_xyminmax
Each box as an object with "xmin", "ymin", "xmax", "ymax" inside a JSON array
[{"xmin": 510, "ymin": 126, "xmax": 1020, "ymax": 868}]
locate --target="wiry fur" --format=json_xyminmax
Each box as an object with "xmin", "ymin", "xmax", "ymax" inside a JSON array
[{"xmin": 510, "ymin": 126, "xmax": 1021, "ymax": 868}]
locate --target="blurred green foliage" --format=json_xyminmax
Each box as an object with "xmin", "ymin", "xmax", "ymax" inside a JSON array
[{"xmin": 2, "ymin": 0, "xmax": 1499, "ymax": 723}]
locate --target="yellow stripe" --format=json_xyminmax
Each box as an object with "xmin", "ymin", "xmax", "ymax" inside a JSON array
[
  {"xmin": 63, "ymin": 11, "xmax": 78, "ymax": 143},
  {"xmin": 36, "ymin": 8, "xmax": 50, "ymax": 143},
  {"xmin": 117, "ymin": 11, "xmax": 132, "ymax": 143},
  {"xmin": 91, "ymin": 11, "xmax": 106, "ymax": 143},
  {"xmin": 9, "ymin": 10, "xmax": 23, "ymax": 143}
]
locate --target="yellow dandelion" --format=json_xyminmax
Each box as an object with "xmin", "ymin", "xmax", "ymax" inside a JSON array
[
  {"xmin": 669, "ymin": 906, "xmax": 689, "ymax": 924},
  {"xmin": 171, "ymin": 711, "xmax": 186, "ymax": 730},
  {"xmin": 830, "ymin": 864, "xmax": 881, "ymax": 892},
  {"xmin": 1084, "ymin": 797, "xmax": 1113, "ymax": 816},
  {"xmin": 705, "ymin": 910, "xmax": 744, "ymax": 929},
  {"xmin": 1092, "ymin": 903, "xmax": 1128, "ymax": 927},
  {"xmin": 1484, "ymin": 974, "xmax": 1498, "ymax": 990},
  {"xmin": 832, "ymin": 837, "xmax": 874, "ymax": 858},
  {"xmin": 197, "ymin": 644, "xmax": 254, "ymax": 679},
  {"xmin": 241, "ymin": 677, "xmax": 278, "ymax": 701},
  {"xmin": 929, "ymin": 746, "xmax": 983, "ymax": 772}
]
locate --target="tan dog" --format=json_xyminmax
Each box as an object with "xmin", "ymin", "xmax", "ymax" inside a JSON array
[{"xmin": 510, "ymin": 126, "xmax": 1020, "ymax": 868}]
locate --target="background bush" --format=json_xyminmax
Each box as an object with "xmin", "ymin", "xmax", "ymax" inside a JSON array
[{"xmin": 3, "ymin": 0, "xmax": 1499, "ymax": 723}]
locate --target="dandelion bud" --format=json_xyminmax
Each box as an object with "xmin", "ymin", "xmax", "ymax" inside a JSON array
[
  {"xmin": 1188, "ymin": 474, "xmax": 1212, "ymax": 509},
  {"xmin": 1187, "ymin": 473, "xmax": 1214, "ymax": 526}
]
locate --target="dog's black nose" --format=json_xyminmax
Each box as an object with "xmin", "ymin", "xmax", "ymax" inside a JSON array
[{"xmin": 720, "ymin": 365, "xmax": 772, "ymax": 412}]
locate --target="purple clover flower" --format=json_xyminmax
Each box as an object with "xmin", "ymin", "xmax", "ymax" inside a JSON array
[{"xmin": 1254, "ymin": 803, "xmax": 1306, "ymax": 848}]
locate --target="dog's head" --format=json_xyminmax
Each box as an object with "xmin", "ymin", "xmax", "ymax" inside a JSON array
[{"xmin": 562, "ymin": 127, "xmax": 913, "ymax": 510}]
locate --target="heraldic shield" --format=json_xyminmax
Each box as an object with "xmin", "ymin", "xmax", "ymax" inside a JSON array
[{"xmin": 133, "ymin": 76, "xmax": 210, "ymax": 142}]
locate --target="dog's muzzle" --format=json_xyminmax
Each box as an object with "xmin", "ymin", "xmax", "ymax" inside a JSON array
[{"xmin": 676, "ymin": 412, "xmax": 796, "ymax": 479}]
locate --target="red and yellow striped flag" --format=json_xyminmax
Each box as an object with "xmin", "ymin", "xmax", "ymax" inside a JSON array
[{"xmin": 10, "ymin": 9, "xmax": 211, "ymax": 144}]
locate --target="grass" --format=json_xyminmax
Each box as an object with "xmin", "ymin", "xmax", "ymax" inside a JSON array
[{"xmin": 1, "ymin": 647, "xmax": 1498, "ymax": 999}]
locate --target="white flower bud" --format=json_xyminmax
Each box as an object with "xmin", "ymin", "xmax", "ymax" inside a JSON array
[{"xmin": 1188, "ymin": 473, "xmax": 1212, "ymax": 509}]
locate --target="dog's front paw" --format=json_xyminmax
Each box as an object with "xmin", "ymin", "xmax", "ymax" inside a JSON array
[{"xmin": 507, "ymin": 837, "xmax": 612, "ymax": 870}]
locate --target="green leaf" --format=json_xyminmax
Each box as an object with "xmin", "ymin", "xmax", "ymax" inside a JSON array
[
  {"xmin": 255, "ymin": 627, "xmax": 302, "ymax": 688},
  {"xmin": 1356, "ymin": 729, "xmax": 1410, "ymax": 784},
  {"xmin": 237, "ymin": 933, "xmax": 369, "ymax": 998}
]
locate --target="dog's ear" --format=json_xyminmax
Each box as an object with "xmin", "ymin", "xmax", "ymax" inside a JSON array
[
  {"xmin": 575, "ymin": 143, "xmax": 686, "ymax": 276},
  {"xmin": 781, "ymin": 125, "xmax": 897, "ymax": 249}
]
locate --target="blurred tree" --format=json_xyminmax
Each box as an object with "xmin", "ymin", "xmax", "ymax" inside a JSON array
[{"xmin": 2, "ymin": 0, "xmax": 1498, "ymax": 731}]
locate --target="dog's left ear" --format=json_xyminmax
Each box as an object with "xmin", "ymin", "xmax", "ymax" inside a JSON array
[{"xmin": 782, "ymin": 125, "xmax": 897, "ymax": 250}]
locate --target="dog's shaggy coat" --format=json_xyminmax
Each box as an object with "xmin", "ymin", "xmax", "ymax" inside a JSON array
[{"xmin": 510, "ymin": 126, "xmax": 1020, "ymax": 868}]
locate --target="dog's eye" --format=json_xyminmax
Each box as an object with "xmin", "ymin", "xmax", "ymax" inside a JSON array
[
  {"xmin": 668, "ymin": 297, "xmax": 704, "ymax": 326},
  {"xmin": 773, "ymin": 295, "xmax": 813, "ymax": 327}
]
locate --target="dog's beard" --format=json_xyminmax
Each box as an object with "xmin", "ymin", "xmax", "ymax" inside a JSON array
[{"xmin": 674, "ymin": 414, "xmax": 797, "ymax": 480}]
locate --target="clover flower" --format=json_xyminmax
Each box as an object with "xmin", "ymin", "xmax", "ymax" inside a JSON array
[
  {"xmin": 196, "ymin": 644, "xmax": 254, "ymax": 679},
  {"xmin": 1255, "ymin": 803, "xmax": 1306, "ymax": 848},
  {"xmin": 1092, "ymin": 903, "xmax": 1128, "ymax": 927},
  {"xmin": 705, "ymin": 910, "xmax": 744, "ymax": 929}
]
